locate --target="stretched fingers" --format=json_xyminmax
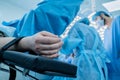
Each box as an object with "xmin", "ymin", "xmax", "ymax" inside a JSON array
[
  {"xmin": 35, "ymin": 36, "xmax": 62, "ymax": 44},
  {"xmin": 36, "ymin": 47, "xmax": 61, "ymax": 55},
  {"xmin": 41, "ymin": 53, "xmax": 59, "ymax": 58},
  {"xmin": 40, "ymin": 31, "xmax": 58, "ymax": 38},
  {"xmin": 36, "ymin": 41, "xmax": 63, "ymax": 50}
]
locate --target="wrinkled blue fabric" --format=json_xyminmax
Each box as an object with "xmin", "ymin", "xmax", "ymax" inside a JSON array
[
  {"xmin": 53, "ymin": 23, "xmax": 109, "ymax": 80},
  {"xmin": 78, "ymin": 18, "xmax": 90, "ymax": 25},
  {"xmin": 0, "ymin": 25, "xmax": 16, "ymax": 36},
  {"xmin": 2, "ymin": 0, "xmax": 84, "ymax": 80},
  {"xmin": 112, "ymin": 16, "xmax": 120, "ymax": 58},
  {"xmin": 2, "ymin": 0, "xmax": 83, "ymax": 37},
  {"xmin": 60, "ymin": 36, "xmax": 82, "ymax": 55},
  {"xmin": 106, "ymin": 16, "xmax": 120, "ymax": 80}
]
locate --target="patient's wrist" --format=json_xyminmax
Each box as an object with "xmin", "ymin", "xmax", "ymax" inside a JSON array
[{"xmin": 17, "ymin": 37, "xmax": 31, "ymax": 51}]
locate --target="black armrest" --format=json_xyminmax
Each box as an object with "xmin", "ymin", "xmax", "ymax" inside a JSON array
[{"xmin": 2, "ymin": 51, "xmax": 77, "ymax": 77}]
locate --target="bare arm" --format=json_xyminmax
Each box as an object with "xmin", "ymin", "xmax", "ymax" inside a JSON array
[
  {"xmin": 0, "ymin": 31, "xmax": 63, "ymax": 58},
  {"xmin": 0, "ymin": 37, "xmax": 15, "ymax": 50}
]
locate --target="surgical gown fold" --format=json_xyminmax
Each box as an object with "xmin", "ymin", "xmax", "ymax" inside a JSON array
[
  {"xmin": 53, "ymin": 23, "xmax": 109, "ymax": 80},
  {"xmin": 2, "ymin": 0, "xmax": 83, "ymax": 37},
  {"xmin": 107, "ymin": 16, "xmax": 120, "ymax": 80},
  {"xmin": 2, "ymin": 0, "xmax": 84, "ymax": 80}
]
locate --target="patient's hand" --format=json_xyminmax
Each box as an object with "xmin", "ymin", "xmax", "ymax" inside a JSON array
[{"xmin": 20, "ymin": 31, "xmax": 63, "ymax": 58}]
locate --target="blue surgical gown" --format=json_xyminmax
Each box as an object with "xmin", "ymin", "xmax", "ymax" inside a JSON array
[
  {"xmin": 106, "ymin": 16, "xmax": 120, "ymax": 80},
  {"xmin": 2, "ymin": 0, "xmax": 83, "ymax": 37},
  {"xmin": 53, "ymin": 23, "xmax": 109, "ymax": 80}
]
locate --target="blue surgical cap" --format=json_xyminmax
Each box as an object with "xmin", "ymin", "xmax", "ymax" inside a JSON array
[
  {"xmin": 78, "ymin": 18, "xmax": 90, "ymax": 25},
  {"xmin": 92, "ymin": 11, "xmax": 110, "ymax": 21}
]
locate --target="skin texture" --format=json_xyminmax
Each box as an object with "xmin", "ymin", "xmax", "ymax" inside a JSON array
[
  {"xmin": 100, "ymin": 13, "xmax": 112, "ymax": 27},
  {"xmin": 95, "ymin": 13, "xmax": 113, "ymax": 28},
  {"xmin": 0, "ymin": 31, "xmax": 63, "ymax": 58}
]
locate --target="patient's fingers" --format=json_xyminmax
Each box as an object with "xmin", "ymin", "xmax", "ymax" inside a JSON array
[
  {"xmin": 41, "ymin": 53, "xmax": 59, "ymax": 58},
  {"xmin": 38, "ymin": 49, "xmax": 59, "ymax": 55},
  {"xmin": 30, "ymin": 31, "xmax": 63, "ymax": 56},
  {"xmin": 35, "ymin": 36, "xmax": 62, "ymax": 44},
  {"xmin": 40, "ymin": 31, "xmax": 58, "ymax": 38},
  {"xmin": 35, "ymin": 41, "xmax": 63, "ymax": 50}
]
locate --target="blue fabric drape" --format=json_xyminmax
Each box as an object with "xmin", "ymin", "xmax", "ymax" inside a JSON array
[
  {"xmin": 2, "ymin": 0, "xmax": 84, "ymax": 80},
  {"xmin": 112, "ymin": 16, "xmax": 120, "ymax": 58},
  {"xmin": 107, "ymin": 16, "xmax": 120, "ymax": 80},
  {"xmin": 2, "ymin": 0, "xmax": 83, "ymax": 37}
]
